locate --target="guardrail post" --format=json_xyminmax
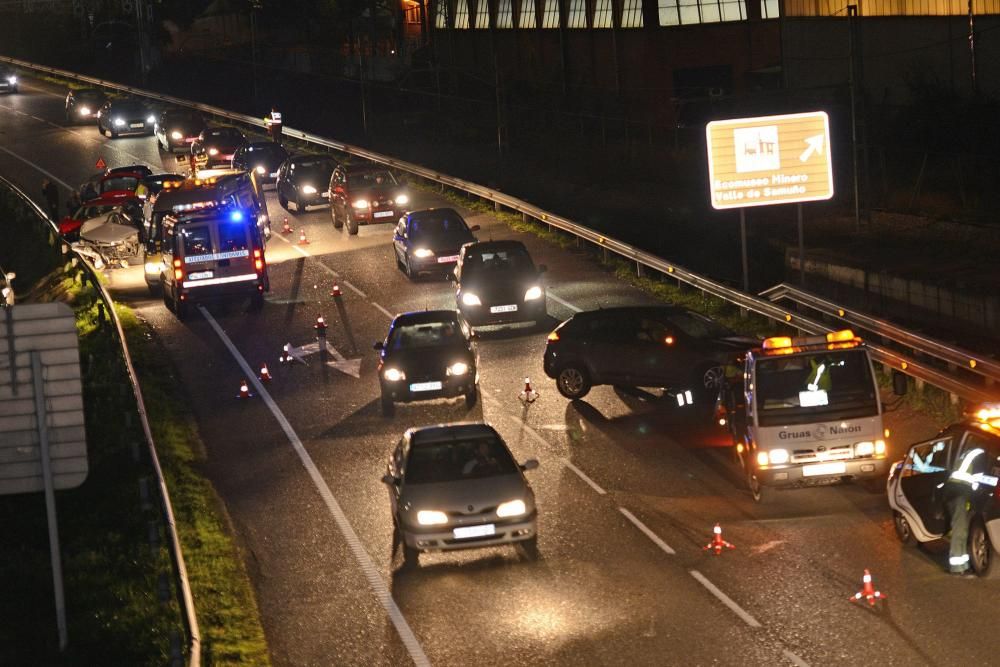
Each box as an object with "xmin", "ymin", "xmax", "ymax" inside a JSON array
[
  {"xmin": 915, "ymin": 378, "xmax": 925, "ymax": 392},
  {"xmin": 636, "ymin": 262, "xmax": 644, "ymax": 278}
]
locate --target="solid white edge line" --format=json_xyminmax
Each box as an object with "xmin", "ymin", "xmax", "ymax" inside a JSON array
[
  {"xmin": 0, "ymin": 144, "xmax": 74, "ymax": 191},
  {"xmin": 560, "ymin": 457, "xmax": 607, "ymax": 495},
  {"xmin": 547, "ymin": 291, "xmax": 582, "ymax": 313},
  {"xmin": 782, "ymin": 649, "xmax": 810, "ymax": 667},
  {"xmin": 688, "ymin": 569, "xmax": 762, "ymax": 628},
  {"xmin": 372, "ymin": 302, "xmax": 394, "ymax": 320},
  {"xmin": 618, "ymin": 508, "xmax": 676, "ymax": 555},
  {"xmin": 198, "ymin": 306, "xmax": 431, "ymax": 667}
]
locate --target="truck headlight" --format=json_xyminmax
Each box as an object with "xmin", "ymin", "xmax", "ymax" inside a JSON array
[
  {"xmin": 524, "ymin": 285, "xmax": 543, "ymax": 301},
  {"xmin": 171, "ymin": 131, "xmax": 183, "ymax": 140},
  {"xmin": 113, "ymin": 117, "xmax": 125, "ymax": 126},
  {"xmin": 383, "ymin": 367, "xmax": 405, "ymax": 382},
  {"xmin": 447, "ymin": 362, "xmax": 468, "ymax": 376},
  {"xmin": 461, "ymin": 292, "xmax": 481, "ymax": 306},
  {"xmin": 417, "ymin": 510, "xmax": 448, "ymax": 525},
  {"xmin": 395, "ymin": 194, "xmax": 409, "ymax": 206},
  {"xmin": 758, "ymin": 449, "xmax": 788, "ymax": 466},
  {"xmin": 496, "ymin": 499, "xmax": 526, "ymax": 518},
  {"xmin": 413, "ymin": 248, "xmax": 434, "ymax": 258},
  {"xmin": 352, "ymin": 199, "xmax": 369, "ymax": 209},
  {"xmin": 855, "ymin": 441, "xmax": 875, "ymax": 457},
  {"xmin": 302, "ymin": 185, "xmax": 317, "ymax": 195}
]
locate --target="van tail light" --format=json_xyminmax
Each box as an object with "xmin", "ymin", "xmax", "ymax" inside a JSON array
[
  {"xmin": 173, "ymin": 258, "xmax": 183, "ymax": 281},
  {"xmin": 253, "ymin": 248, "xmax": 264, "ymax": 272}
]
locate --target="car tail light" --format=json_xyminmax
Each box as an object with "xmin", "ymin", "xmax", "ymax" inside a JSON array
[
  {"xmin": 173, "ymin": 258, "xmax": 183, "ymax": 281},
  {"xmin": 253, "ymin": 248, "xmax": 264, "ymax": 272},
  {"xmin": 546, "ymin": 331, "xmax": 559, "ymax": 342}
]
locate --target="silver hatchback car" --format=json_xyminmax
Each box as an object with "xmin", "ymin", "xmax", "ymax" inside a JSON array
[{"xmin": 382, "ymin": 422, "xmax": 539, "ymax": 567}]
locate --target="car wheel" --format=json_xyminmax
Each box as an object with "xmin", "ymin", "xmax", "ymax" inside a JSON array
[
  {"xmin": 969, "ymin": 519, "xmax": 995, "ymax": 577},
  {"xmin": 346, "ymin": 211, "xmax": 359, "ymax": 235},
  {"xmin": 747, "ymin": 467, "xmax": 771, "ymax": 504},
  {"xmin": 331, "ymin": 205, "xmax": 343, "ymax": 229},
  {"xmin": 556, "ymin": 364, "xmax": 590, "ymax": 400},
  {"xmin": 402, "ymin": 543, "xmax": 420, "ymax": 568},
  {"xmin": 892, "ymin": 511, "xmax": 917, "ymax": 546},
  {"xmin": 519, "ymin": 535, "xmax": 539, "ymax": 560},
  {"xmin": 465, "ymin": 385, "xmax": 478, "ymax": 409},
  {"xmin": 278, "ymin": 193, "xmax": 289, "ymax": 210},
  {"xmin": 381, "ymin": 392, "xmax": 395, "ymax": 417}
]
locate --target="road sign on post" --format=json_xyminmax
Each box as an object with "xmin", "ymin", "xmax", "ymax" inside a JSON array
[{"xmin": 706, "ymin": 111, "xmax": 834, "ymax": 210}]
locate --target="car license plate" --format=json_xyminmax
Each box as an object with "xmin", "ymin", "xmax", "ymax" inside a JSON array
[
  {"xmin": 185, "ymin": 138, "xmax": 196, "ymax": 143},
  {"xmin": 130, "ymin": 123, "xmax": 143, "ymax": 128},
  {"xmin": 222, "ymin": 154, "xmax": 234, "ymax": 160},
  {"xmin": 490, "ymin": 304, "xmax": 518, "ymax": 313},
  {"xmin": 436, "ymin": 255, "xmax": 459, "ymax": 263},
  {"xmin": 269, "ymin": 172, "xmax": 278, "ymax": 178},
  {"xmin": 802, "ymin": 462, "xmax": 847, "ymax": 477},
  {"xmin": 188, "ymin": 271, "xmax": 214, "ymax": 280},
  {"xmin": 373, "ymin": 210, "xmax": 395, "ymax": 219},
  {"xmin": 453, "ymin": 524, "xmax": 495, "ymax": 539},
  {"xmin": 409, "ymin": 381, "xmax": 442, "ymax": 392}
]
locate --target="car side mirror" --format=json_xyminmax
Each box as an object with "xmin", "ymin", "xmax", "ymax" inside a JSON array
[
  {"xmin": 381, "ymin": 473, "xmax": 399, "ymax": 485},
  {"xmin": 520, "ymin": 459, "xmax": 539, "ymax": 471},
  {"xmin": 373, "ymin": 341, "xmax": 384, "ymax": 350},
  {"xmin": 469, "ymin": 225, "xmax": 481, "ymax": 232},
  {"xmin": 538, "ymin": 264, "xmax": 548, "ymax": 274},
  {"xmin": 891, "ymin": 370, "xmax": 908, "ymax": 396}
]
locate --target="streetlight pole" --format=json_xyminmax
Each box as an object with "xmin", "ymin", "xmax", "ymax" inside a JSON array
[
  {"xmin": 847, "ymin": 4, "xmax": 861, "ymax": 231},
  {"xmin": 250, "ymin": 0, "xmax": 261, "ymax": 103}
]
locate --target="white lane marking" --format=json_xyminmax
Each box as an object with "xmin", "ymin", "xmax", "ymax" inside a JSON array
[
  {"xmin": 782, "ymin": 649, "xmax": 810, "ymax": 667},
  {"xmin": 342, "ymin": 279, "xmax": 366, "ymax": 298},
  {"xmin": 372, "ymin": 302, "xmax": 394, "ymax": 319},
  {"xmin": 500, "ymin": 409, "xmax": 607, "ymax": 495},
  {"xmin": 198, "ymin": 306, "xmax": 431, "ymax": 667},
  {"xmin": 618, "ymin": 508, "xmax": 676, "ymax": 555},
  {"xmin": 547, "ymin": 291, "xmax": 581, "ymax": 313},
  {"xmin": 688, "ymin": 570, "xmax": 762, "ymax": 628},
  {"xmin": 561, "ymin": 458, "xmax": 607, "ymax": 495},
  {"xmin": 0, "ymin": 144, "xmax": 74, "ymax": 191}
]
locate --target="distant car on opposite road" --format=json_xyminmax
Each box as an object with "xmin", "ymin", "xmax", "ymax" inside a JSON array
[
  {"xmin": 329, "ymin": 163, "xmax": 409, "ymax": 235},
  {"xmin": 275, "ymin": 154, "xmax": 335, "ymax": 213},
  {"xmin": 375, "ymin": 309, "xmax": 479, "ymax": 416},
  {"xmin": 233, "ymin": 142, "xmax": 289, "ymax": 186},
  {"xmin": 96, "ymin": 98, "xmax": 155, "ymax": 138},
  {"xmin": 65, "ymin": 88, "xmax": 107, "ymax": 123},
  {"xmin": 191, "ymin": 127, "xmax": 247, "ymax": 168},
  {"xmin": 543, "ymin": 305, "xmax": 757, "ymax": 401},
  {"xmin": 392, "ymin": 208, "xmax": 480, "ymax": 279},
  {"xmin": 154, "ymin": 109, "xmax": 207, "ymax": 153},
  {"xmin": 0, "ymin": 66, "xmax": 18, "ymax": 94},
  {"xmin": 381, "ymin": 422, "xmax": 539, "ymax": 567},
  {"xmin": 452, "ymin": 240, "xmax": 547, "ymax": 328}
]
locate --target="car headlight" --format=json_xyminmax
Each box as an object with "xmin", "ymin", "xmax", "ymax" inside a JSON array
[
  {"xmin": 171, "ymin": 131, "xmax": 183, "ymax": 140},
  {"xmin": 78, "ymin": 106, "xmax": 90, "ymax": 115},
  {"xmin": 413, "ymin": 248, "xmax": 434, "ymax": 258},
  {"xmin": 758, "ymin": 449, "xmax": 788, "ymax": 466},
  {"xmin": 524, "ymin": 285, "xmax": 543, "ymax": 301},
  {"xmin": 461, "ymin": 292, "xmax": 481, "ymax": 306},
  {"xmin": 352, "ymin": 199, "xmax": 369, "ymax": 209},
  {"xmin": 146, "ymin": 115, "xmax": 156, "ymax": 123},
  {"xmin": 447, "ymin": 362, "xmax": 468, "ymax": 376},
  {"xmin": 417, "ymin": 510, "xmax": 448, "ymax": 526},
  {"xmin": 208, "ymin": 147, "xmax": 219, "ymax": 156},
  {"xmin": 496, "ymin": 499, "xmax": 527, "ymax": 518},
  {"xmin": 113, "ymin": 117, "xmax": 125, "ymax": 126},
  {"xmin": 383, "ymin": 367, "xmax": 406, "ymax": 382},
  {"xmin": 7, "ymin": 75, "xmax": 17, "ymax": 84},
  {"xmin": 255, "ymin": 165, "xmax": 266, "ymax": 174},
  {"xmin": 395, "ymin": 194, "xmax": 409, "ymax": 206},
  {"xmin": 302, "ymin": 185, "xmax": 317, "ymax": 195}
]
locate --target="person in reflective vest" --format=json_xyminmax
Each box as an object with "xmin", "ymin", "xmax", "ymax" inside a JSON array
[
  {"xmin": 944, "ymin": 447, "xmax": 997, "ymax": 575},
  {"xmin": 265, "ymin": 106, "xmax": 283, "ymax": 145}
]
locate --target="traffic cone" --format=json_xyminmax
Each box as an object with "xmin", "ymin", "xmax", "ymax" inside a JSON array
[
  {"xmin": 279, "ymin": 343, "xmax": 293, "ymax": 365},
  {"xmin": 703, "ymin": 523, "xmax": 735, "ymax": 555},
  {"xmin": 281, "ymin": 217, "xmax": 293, "ymax": 234},
  {"xmin": 314, "ymin": 314, "xmax": 328, "ymax": 333},
  {"xmin": 518, "ymin": 377, "xmax": 539, "ymax": 403},
  {"xmin": 850, "ymin": 569, "xmax": 886, "ymax": 606},
  {"xmin": 259, "ymin": 363, "xmax": 272, "ymax": 382},
  {"xmin": 330, "ymin": 284, "xmax": 342, "ymax": 298},
  {"xmin": 298, "ymin": 228, "xmax": 310, "ymax": 245},
  {"xmin": 236, "ymin": 379, "xmax": 252, "ymax": 399}
]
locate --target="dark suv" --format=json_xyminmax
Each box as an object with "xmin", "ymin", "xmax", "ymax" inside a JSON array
[{"xmin": 543, "ymin": 306, "xmax": 757, "ymax": 401}]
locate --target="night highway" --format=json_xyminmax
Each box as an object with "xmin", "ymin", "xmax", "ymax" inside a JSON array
[{"xmin": 2, "ymin": 76, "xmax": 998, "ymax": 667}]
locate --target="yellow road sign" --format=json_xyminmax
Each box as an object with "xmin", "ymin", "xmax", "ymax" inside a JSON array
[{"xmin": 706, "ymin": 111, "xmax": 834, "ymax": 210}]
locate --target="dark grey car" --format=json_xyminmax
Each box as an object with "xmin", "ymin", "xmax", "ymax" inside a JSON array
[{"xmin": 392, "ymin": 208, "xmax": 480, "ymax": 279}]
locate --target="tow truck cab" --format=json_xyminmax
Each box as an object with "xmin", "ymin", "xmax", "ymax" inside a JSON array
[{"xmin": 720, "ymin": 329, "xmax": 899, "ymax": 503}]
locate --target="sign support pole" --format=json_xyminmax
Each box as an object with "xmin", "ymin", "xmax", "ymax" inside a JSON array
[
  {"xmin": 739, "ymin": 207, "xmax": 749, "ymax": 293},
  {"xmin": 33, "ymin": 351, "xmax": 68, "ymax": 651},
  {"xmin": 797, "ymin": 203, "xmax": 805, "ymax": 287}
]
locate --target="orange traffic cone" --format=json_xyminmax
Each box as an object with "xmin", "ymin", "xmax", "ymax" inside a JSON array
[
  {"xmin": 314, "ymin": 314, "xmax": 328, "ymax": 333},
  {"xmin": 279, "ymin": 343, "xmax": 293, "ymax": 365},
  {"xmin": 237, "ymin": 379, "xmax": 252, "ymax": 399},
  {"xmin": 330, "ymin": 284, "xmax": 342, "ymax": 298},
  {"xmin": 518, "ymin": 377, "xmax": 539, "ymax": 403},
  {"xmin": 259, "ymin": 363, "xmax": 272, "ymax": 382},
  {"xmin": 281, "ymin": 217, "xmax": 293, "ymax": 234},
  {"xmin": 703, "ymin": 523, "xmax": 735, "ymax": 555},
  {"xmin": 298, "ymin": 228, "xmax": 310, "ymax": 245},
  {"xmin": 850, "ymin": 569, "xmax": 886, "ymax": 606}
]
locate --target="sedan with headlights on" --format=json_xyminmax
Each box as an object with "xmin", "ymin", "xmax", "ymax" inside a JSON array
[
  {"xmin": 375, "ymin": 309, "xmax": 479, "ymax": 416},
  {"xmin": 453, "ymin": 240, "xmax": 547, "ymax": 328},
  {"xmin": 275, "ymin": 154, "xmax": 336, "ymax": 213},
  {"xmin": 233, "ymin": 142, "xmax": 289, "ymax": 186},
  {"xmin": 65, "ymin": 88, "xmax": 107, "ymax": 123},
  {"xmin": 393, "ymin": 208, "xmax": 480, "ymax": 279},
  {"xmin": 96, "ymin": 98, "xmax": 156, "ymax": 138},
  {"xmin": 0, "ymin": 66, "xmax": 18, "ymax": 94},
  {"xmin": 382, "ymin": 422, "xmax": 539, "ymax": 567},
  {"xmin": 191, "ymin": 126, "xmax": 247, "ymax": 169},
  {"xmin": 154, "ymin": 108, "xmax": 207, "ymax": 153}
]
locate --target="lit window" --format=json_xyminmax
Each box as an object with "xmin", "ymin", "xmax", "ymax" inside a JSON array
[
  {"xmin": 567, "ymin": 0, "xmax": 587, "ymax": 27},
  {"xmin": 497, "ymin": 0, "xmax": 514, "ymax": 27},
  {"xmin": 518, "ymin": 0, "xmax": 537, "ymax": 26},
  {"xmin": 760, "ymin": 0, "xmax": 779, "ymax": 18},
  {"xmin": 541, "ymin": 0, "xmax": 559, "ymax": 27},
  {"xmin": 435, "ymin": 0, "xmax": 450, "ymax": 27},
  {"xmin": 474, "ymin": 0, "xmax": 490, "ymax": 27},
  {"xmin": 621, "ymin": 0, "xmax": 643, "ymax": 27},
  {"xmin": 720, "ymin": 0, "xmax": 745, "ymax": 21},
  {"xmin": 454, "ymin": 0, "xmax": 470, "ymax": 27},
  {"xmin": 678, "ymin": 0, "xmax": 700, "ymax": 23},
  {"xmin": 593, "ymin": 0, "xmax": 612, "ymax": 27},
  {"xmin": 658, "ymin": 0, "xmax": 679, "ymax": 25}
]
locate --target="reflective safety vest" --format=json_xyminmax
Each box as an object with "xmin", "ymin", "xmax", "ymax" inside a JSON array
[
  {"xmin": 265, "ymin": 111, "xmax": 282, "ymax": 126},
  {"xmin": 949, "ymin": 448, "xmax": 999, "ymax": 491}
]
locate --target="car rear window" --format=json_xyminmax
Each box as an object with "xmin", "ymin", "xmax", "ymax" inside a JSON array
[
  {"xmin": 405, "ymin": 436, "xmax": 518, "ymax": 484},
  {"xmin": 101, "ymin": 177, "xmax": 138, "ymax": 193},
  {"xmin": 388, "ymin": 320, "xmax": 462, "ymax": 350},
  {"xmin": 410, "ymin": 214, "xmax": 467, "ymax": 236},
  {"xmin": 348, "ymin": 170, "xmax": 396, "ymax": 188},
  {"xmin": 661, "ymin": 311, "xmax": 733, "ymax": 339},
  {"xmin": 181, "ymin": 225, "xmax": 212, "ymax": 257}
]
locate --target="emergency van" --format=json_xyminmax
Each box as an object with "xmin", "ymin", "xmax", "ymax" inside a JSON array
[
  {"xmin": 159, "ymin": 206, "xmax": 269, "ymax": 320},
  {"xmin": 718, "ymin": 329, "xmax": 904, "ymax": 503},
  {"xmin": 142, "ymin": 169, "xmax": 268, "ymax": 294}
]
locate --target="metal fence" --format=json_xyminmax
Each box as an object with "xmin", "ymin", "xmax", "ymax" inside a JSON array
[
  {"xmin": 0, "ymin": 175, "xmax": 201, "ymax": 667},
  {"xmin": 1, "ymin": 54, "xmax": 994, "ymax": 410}
]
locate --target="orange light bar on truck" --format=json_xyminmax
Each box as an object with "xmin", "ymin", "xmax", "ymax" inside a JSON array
[
  {"xmin": 826, "ymin": 329, "xmax": 856, "ymax": 343},
  {"xmin": 762, "ymin": 336, "xmax": 793, "ymax": 350}
]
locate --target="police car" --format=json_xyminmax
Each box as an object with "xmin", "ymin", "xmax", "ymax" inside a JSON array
[{"xmin": 887, "ymin": 406, "xmax": 1000, "ymax": 576}]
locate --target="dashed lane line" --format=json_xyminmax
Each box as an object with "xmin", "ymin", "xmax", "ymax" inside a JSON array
[
  {"xmin": 618, "ymin": 508, "xmax": 676, "ymax": 555},
  {"xmin": 783, "ymin": 649, "xmax": 811, "ymax": 667},
  {"xmin": 688, "ymin": 569, "xmax": 762, "ymax": 629},
  {"xmin": 547, "ymin": 291, "xmax": 582, "ymax": 312},
  {"xmin": 198, "ymin": 306, "xmax": 431, "ymax": 667},
  {"xmin": 371, "ymin": 302, "xmax": 395, "ymax": 319},
  {"xmin": 501, "ymin": 410, "xmax": 607, "ymax": 495}
]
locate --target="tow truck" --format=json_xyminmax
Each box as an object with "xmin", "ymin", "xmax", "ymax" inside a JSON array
[{"xmin": 717, "ymin": 329, "xmax": 906, "ymax": 503}]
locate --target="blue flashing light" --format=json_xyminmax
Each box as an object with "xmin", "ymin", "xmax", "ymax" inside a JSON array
[{"xmin": 229, "ymin": 210, "xmax": 244, "ymax": 222}]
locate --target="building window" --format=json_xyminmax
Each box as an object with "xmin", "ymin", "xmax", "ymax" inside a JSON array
[
  {"xmin": 567, "ymin": 0, "xmax": 587, "ymax": 27},
  {"xmin": 519, "ymin": 0, "xmax": 537, "ymax": 26},
  {"xmin": 621, "ymin": 0, "xmax": 643, "ymax": 27},
  {"xmin": 760, "ymin": 0, "xmax": 778, "ymax": 17},
  {"xmin": 541, "ymin": 0, "xmax": 560, "ymax": 27},
  {"xmin": 659, "ymin": 0, "xmax": 747, "ymax": 25},
  {"xmin": 454, "ymin": 0, "xmax": 470, "ymax": 27},
  {"xmin": 593, "ymin": 0, "xmax": 612, "ymax": 27},
  {"xmin": 720, "ymin": 0, "xmax": 745, "ymax": 20},
  {"xmin": 474, "ymin": 0, "xmax": 490, "ymax": 27},
  {"xmin": 497, "ymin": 0, "xmax": 514, "ymax": 26},
  {"xmin": 435, "ymin": 0, "xmax": 450, "ymax": 27}
]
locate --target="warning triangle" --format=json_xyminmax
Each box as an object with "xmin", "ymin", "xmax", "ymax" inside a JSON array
[{"xmin": 95, "ymin": 156, "xmax": 107, "ymax": 170}]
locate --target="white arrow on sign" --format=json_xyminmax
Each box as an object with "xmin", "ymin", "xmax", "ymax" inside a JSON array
[
  {"xmin": 289, "ymin": 340, "xmax": 362, "ymax": 378},
  {"xmin": 799, "ymin": 134, "xmax": 825, "ymax": 162}
]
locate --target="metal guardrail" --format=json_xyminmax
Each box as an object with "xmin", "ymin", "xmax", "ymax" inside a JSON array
[
  {"xmin": 0, "ymin": 175, "xmax": 201, "ymax": 666},
  {"xmin": 2, "ymin": 55, "xmax": 994, "ymax": 407}
]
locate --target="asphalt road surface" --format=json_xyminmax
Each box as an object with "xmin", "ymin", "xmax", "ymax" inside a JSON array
[{"xmin": 2, "ymin": 77, "xmax": 996, "ymax": 666}]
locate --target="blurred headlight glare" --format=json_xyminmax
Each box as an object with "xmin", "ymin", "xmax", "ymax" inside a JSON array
[
  {"xmin": 768, "ymin": 448, "xmax": 789, "ymax": 464},
  {"xmin": 383, "ymin": 367, "xmax": 405, "ymax": 382},
  {"xmin": 352, "ymin": 199, "xmax": 369, "ymax": 209},
  {"xmin": 496, "ymin": 499, "xmax": 527, "ymax": 518},
  {"xmin": 113, "ymin": 117, "xmax": 125, "ymax": 126},
  {"xmin": 395, "ymin": 194, "xmax": 409, "ymax": 205},
  {"xmin": 170, "ymin": 131, "xmax": 183, "ymax": 140},
  {"xmin": 78, "ymin": 106, "xmax": 90, "ymax": 115},
  {"xmin": 413, "ymin": 248, "xmax": 434, "ymax": 258},
  {"xmin": 302, "ymin": 185, "xmax": 317, "ymax": 195},
  {"xmin": 447, "ymin": 362, "xmax": 468, "ymax": 376},
  {"xmin": 855, "ymin": 441, "xmax": 875, "ymax": 457},
  {"xmin": 208, "ymin": 148, "xmax": 219, "ymax": 156},
  {"xmin": 524, "ymin": 285, "xmax": 543, "ymax": 301},
  {"xmin": 417, "ymin": 510, "xmax": 448, "ymax": 526},
  {"xmin": 146, "ymin": 115, "xmax": 155, "ymax": 123},
  {"xmin": 462, "ymin": 292, "xmax": 481, "ymax": 306},
  {"xmin": 255, "ymin": 165, "xmax": 266, "ymax": 174}
]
